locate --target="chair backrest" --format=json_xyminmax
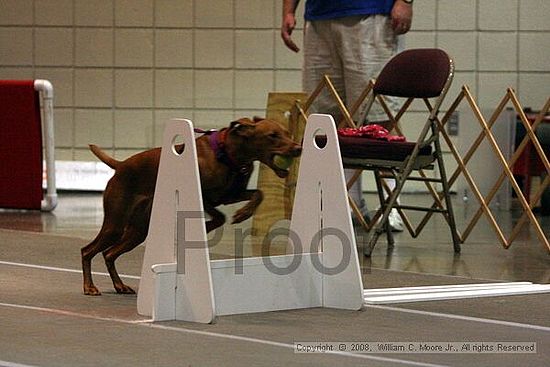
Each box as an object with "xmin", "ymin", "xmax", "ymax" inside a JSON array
[{"xmin": 373, "ymin": 48, "xmax": 453, "ymax": 99}]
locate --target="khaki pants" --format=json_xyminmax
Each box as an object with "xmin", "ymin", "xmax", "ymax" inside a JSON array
[{"xmin": 303, "ymin": 14, "xmax": 399, "ymax": 209}]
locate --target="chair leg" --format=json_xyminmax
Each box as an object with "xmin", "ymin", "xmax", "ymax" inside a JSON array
[
  {"xmin": 433, "ymin": 128, "xmax": 461, "ymax": 253},
  {"xmin": 346, "ymin": 169, "xmax": 371, "ymax": 231},
  {"xmin": 365, "ymin": 170, "xmax": 405, "ymax": 256},
  {"xmin": 374, "ymin": 170, "xmax": 394, "ymax": 247}
]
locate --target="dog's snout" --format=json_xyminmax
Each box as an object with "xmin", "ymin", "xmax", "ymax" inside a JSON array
[{"xmin": 283, "ymin": 143, "xmax": 301, "ymax": 158}]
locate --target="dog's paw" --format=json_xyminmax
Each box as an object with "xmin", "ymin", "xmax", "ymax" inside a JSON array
[
  {"xmin": 232, "ymin": 208, "xmax": 253, "ymax": 224},
  {"xmin": 84, "ymin": 285, "xmax": 102, "ymax": 296},
  {"xmin": 115, "ymin": 284, "xmax": 136, "ymax": 295}
]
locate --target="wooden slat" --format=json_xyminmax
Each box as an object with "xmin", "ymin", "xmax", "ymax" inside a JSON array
[{"xmin": 251, "ymin": 93, "xmax": 307, "ymax": 249}]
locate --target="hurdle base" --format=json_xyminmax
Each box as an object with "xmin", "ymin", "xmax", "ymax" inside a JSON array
[
  {"xmin": 151, "ymin": 263, "xmax": 177, "ymax": 321},
  {"xmin": 151, "ymin": 252, "xmax": 367, "ymax": 322}
]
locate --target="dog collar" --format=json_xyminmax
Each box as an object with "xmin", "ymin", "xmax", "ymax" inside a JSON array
[{"xmin": 207, "ymin": 129, "xmax": 252, "ymax": 176}]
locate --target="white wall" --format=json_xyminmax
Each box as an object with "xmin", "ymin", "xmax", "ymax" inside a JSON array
[{"xmin": 1, "ymin": 0, "xmax": 548, "ymax": 164}]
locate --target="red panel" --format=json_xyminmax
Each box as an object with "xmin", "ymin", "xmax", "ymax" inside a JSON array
[{"xmin": 0, "ymin": 80, "xmax": 43, "ymax": 209}]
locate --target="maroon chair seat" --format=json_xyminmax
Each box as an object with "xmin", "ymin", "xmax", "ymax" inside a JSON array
[{"xmin": 316, "ymin": 135, "xmax": 432, "ymax": 161}]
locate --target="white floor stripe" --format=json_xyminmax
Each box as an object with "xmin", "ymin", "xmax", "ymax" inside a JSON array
[
  {"xmin": 364, "ymin": 282, "xmax": 550, "ymax": 304},
  {"xmin": 0, "ymin": 302, "xmax": 447, "ymax": 367},
  {"xmin": 0, "ymin": 361, "xmax": 42, "ymax": 367},
  {"xmin": 366, "ymin": 304, "xmax": 550, "ymax": 332},
  {"xmin": 0, "ymin": 302, "xmax": 146, "ymax": 324},
  {"xmin": 0, "ymin": 260, "xmax": 140, "ymax": 280},
  {"xmin": 363, "ymin": 282, "xmax": 534, "ymax": 295}
]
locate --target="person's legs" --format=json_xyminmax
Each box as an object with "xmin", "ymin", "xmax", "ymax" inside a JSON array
[
  {"xmin": 304, "ymin": 15, "xmax": 399, "ymax": 120},
  {"xmin": 337, "ymin": 15, "xmax": 399, "ymax": 222},
  {"xmin": 303, "ymin": 20, "xmax": 345, "ymax": 118},
  {"xmin": 338, "ymin": 15, "xmax": 397, "ymax": 122},
  {"xmin": 303, "ymin": 20, "xmax": 371, "ymax": 219},
  {"xmin": 303, "ymin": 16, "xmax": 404, "ymax": 229}
]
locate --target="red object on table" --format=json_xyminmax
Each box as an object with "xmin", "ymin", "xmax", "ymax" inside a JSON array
[{"xmin": 338, "ymin": 124, "xmax": 406, "ymax": 141}]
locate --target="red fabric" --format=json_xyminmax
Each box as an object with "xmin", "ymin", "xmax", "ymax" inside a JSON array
[
  {"xmin": 0, "ymin": 80, "xmax": 43, "ymax": 209},
  {"xmin": 338, "ymin": 124, "xmax": 406, "ymax": 141}
]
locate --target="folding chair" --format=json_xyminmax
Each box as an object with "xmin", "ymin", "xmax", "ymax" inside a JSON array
[{"xmin": 337, "ymin": 48, "xmax": 462, "ymax": 256}]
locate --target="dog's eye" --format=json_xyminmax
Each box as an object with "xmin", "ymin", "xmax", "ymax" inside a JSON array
[{"xmin": 269, "ymin": 132, "xmax": 279, "ymax": 139}]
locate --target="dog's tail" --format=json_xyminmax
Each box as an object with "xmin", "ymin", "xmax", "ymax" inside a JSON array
[{"xmin": 89, "ymin": 144, "xmax": 120, "ymax": 170}]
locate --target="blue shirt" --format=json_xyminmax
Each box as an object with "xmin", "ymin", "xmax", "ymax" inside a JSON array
[{"xmin": 305, "ymin": 0, "xmax": 395, "ymax": 21}]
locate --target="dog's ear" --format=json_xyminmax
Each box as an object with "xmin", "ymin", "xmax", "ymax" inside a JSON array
[
  {"xmin": 229, "ymin": 119, "xmax": 256, "ymax": 138},
  {"xmin": 252, "ymin": 116, "xmax": 264, "ymax": 123},
  {"xmin": 232, "ymin": 117, "xmax": 255, "ymax": 125}
]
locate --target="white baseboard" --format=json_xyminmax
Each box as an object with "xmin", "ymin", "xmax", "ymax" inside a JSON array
[
  {"xmin": 43, "ymin": 161, "xmax": 113, "ymax": 191},
  {"xmin": 44, "ymin": 160, "xmax": 258, "ymax": 192}
]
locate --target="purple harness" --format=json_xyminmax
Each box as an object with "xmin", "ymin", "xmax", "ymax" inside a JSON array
[{"xmin": 194, "ymin": 128, "xmax": 253, "ymax": 202}]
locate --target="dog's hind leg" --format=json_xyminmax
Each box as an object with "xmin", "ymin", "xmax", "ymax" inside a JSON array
[
  {"xmin": 102, "ymin": 196, "xmax": 151, "ymax": 294},
  {"xmin": 102, "ymin": 228, "xmax": 146, "ymax": 294},
  {"xmin": 81, "ymin": 228, "xmax": 122, "ymax": 295},
  {"xmin": 82, "ymin": 177, "xmax": 129, "ymax": 295}
]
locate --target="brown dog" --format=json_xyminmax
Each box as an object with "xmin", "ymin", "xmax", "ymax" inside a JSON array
[{"xmin": 81, "ymin": 117, "xmax": 301, "ymax": 295}]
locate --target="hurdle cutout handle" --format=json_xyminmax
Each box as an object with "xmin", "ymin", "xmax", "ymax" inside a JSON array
[{"xmin": 139, "ymin": 115, "xmax": 364, "ymax": 323}]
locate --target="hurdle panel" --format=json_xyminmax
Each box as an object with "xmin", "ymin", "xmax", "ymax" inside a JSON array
[
  {"xmin": 289, "ymin": 114, "xmax": 365, "ymax": 310},
  {"xmin": 138, "ymin": 115, "xmax": 364, "ymax": 322},
  {"xmin": 0, "ymin": 79, "xmax": 57, "ymax": 211},
  {"xmin": 137, "ymin": 119, "xmax": 215, "ymax": 323}
]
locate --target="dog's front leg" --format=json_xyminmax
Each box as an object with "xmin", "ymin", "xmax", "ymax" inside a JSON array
[
  {"xmin": 204, "ymin": 204, "xmax": 226, "ymax": 233},
  {"xmin": 231, "ymin": 189, "xmax": 263, "ymax": 224}
]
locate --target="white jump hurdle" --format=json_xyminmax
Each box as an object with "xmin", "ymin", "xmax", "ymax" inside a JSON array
[{"xmin": 137, "ymin": 114, "xmax": 364, "ymax": 322}]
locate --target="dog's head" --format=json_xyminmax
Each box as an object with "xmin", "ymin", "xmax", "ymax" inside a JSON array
[{"xmin": 227, "ymin": 117, "xmax": 302, "ymax": 178}]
